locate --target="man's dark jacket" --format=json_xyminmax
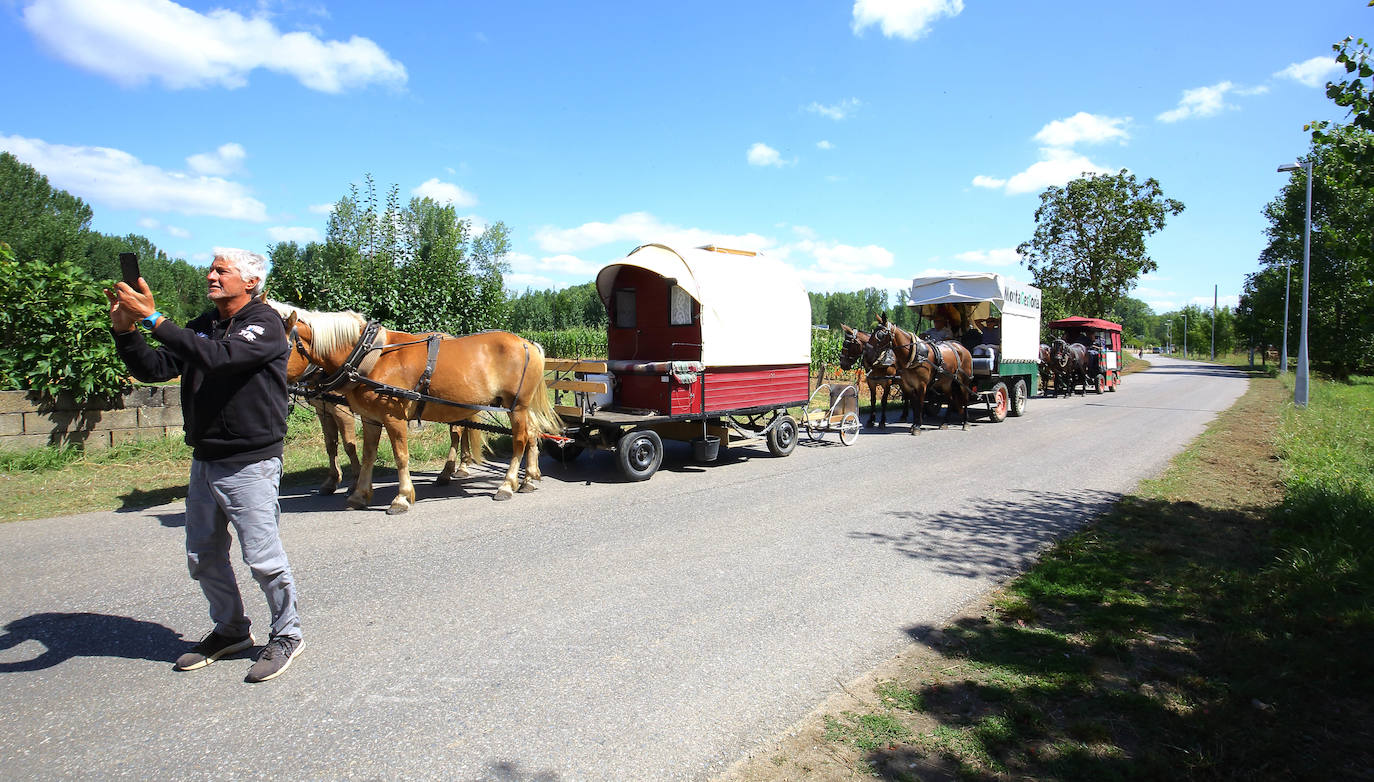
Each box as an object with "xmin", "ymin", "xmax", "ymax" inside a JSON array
[{"xmin": 113, "ymin": 299, "xmax": 289, "ymax": 462}]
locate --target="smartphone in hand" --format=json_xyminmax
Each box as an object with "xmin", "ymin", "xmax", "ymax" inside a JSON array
[{"xmin": 119, "ymin": 252, "xmax": 141, "ymax": 288}]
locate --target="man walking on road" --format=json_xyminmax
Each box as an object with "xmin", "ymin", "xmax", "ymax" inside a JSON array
[{"xmin": 105, "ymin": 247, "xmax": 303, "ymax": 683}]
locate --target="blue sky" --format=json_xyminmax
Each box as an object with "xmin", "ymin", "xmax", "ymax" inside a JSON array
[{"xmin": 2, "ymin": 0, "xmax": 1368, "ymax": 313}]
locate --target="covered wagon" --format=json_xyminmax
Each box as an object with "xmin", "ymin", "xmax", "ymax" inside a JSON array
[
  {"xmin": 546, "ymin": 243, "xmax": 812, "ymax": 481},
  {"xmin": 905, "ymin": 271, "xmax": 1043, "ymax": 421},
  {"xmin": 1047, "ymin": 316, "xmax": 1123, "ymax": 393}
]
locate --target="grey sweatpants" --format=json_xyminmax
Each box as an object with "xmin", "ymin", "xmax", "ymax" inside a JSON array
[{"xmin": 185, "ymin": 457, "xmax": 301, "ymax": 641}]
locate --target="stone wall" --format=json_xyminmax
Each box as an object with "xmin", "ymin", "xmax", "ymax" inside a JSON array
[{"xmin": 0, "ymin": 387, "xmax": 182, "ymax": 450}]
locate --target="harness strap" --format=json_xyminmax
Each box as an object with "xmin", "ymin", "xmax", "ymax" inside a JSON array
[{"xmin": 411, "ymin": 334, "xmax": 442, "ymax": 421}]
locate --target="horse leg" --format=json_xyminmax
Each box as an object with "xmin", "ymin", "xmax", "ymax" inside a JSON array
[
  {"xmin": 436, "ymin": 424, "xmax": 468, "ymax": 484},
  {"xmin": 494, "ymin": 412, "xmax": 529, "ymax": 501},
  {"xmin": 867, "ymin": 383, "xmax": 879, "ymax": 428},
  {"xmin": 314, "ymin": 402, "xmax": 342, "ymax": 495},
  {"xmin": 518, "ymin": 414, "xmax": 543, "ymax": 493},
  {"xmin": 910, "ymin": 387, "xmax": 924, "ymax": 435},
  {"xmin": 335, "ymin": 405, "xmax": 360, "ymax": 489},
  {"xmin": 347, "ymin": 419, "xmax": 382, "ymax": 510},
  {"xmin": 383, "ymin": 417, "xmax": 415, "ymax": 515}
]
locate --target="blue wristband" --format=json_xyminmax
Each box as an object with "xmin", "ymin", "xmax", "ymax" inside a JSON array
[{"xmin": 142, "ymin": 311, "xmax": 163, "ymax": 330}]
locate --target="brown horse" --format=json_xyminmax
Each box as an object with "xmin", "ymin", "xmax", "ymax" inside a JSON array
[
  {"xmin": 278, "ymin": 307, "xmax": 560, "ymax": 514},
  {"xmin": 839, "ymin": 324, "xmax": 908, "ymax": 427},
  {"xmin": 1038, "ymin": 343, "xmax": 1053, "ymax": 397},
  {"xmin": 271, "ymin": 302, "xmax": 485, "ymax": 492},
  {"xmin": 871, "ymin": 313, "xmax": 974, "ymax": 434},
  {"xmin": 1048, "ymin": 338, "xmax": 1089, "ymax": 396}
]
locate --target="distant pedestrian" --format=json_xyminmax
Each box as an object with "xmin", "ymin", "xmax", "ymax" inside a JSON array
[{"xmin": 105, "ymin": 248, "xmax": 304, "ymax": 683}]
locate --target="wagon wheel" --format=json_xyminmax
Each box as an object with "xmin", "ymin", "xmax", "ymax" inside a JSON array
[
  {"xmin": 802, "ymin": 410, "xmax": 823, "ymax": 443},
  {"xmin": 1094, "ymin": 374, "xmax": 1107, "ymax": 394},
  {"xmin": 616, "ymin": 429, "xmax": 663, "ymax": 482},
  {"xmin": 1009, "ymin": 378, "xmax": 1028, "ymax": 417},
  {"xmin": 988, "ymin": 381, "xmax": 1009, "ymax": 423},
  {"xmin": 767, "ymin": 414, "xmax": 799, "ymax": 457},
  {"xmin": 838, "ymin": 412, "xmax": 860, "ymax": 445},
  {"xmin": 1108, "ymin": 372, "xmax": 1118, "ymax": 392}
]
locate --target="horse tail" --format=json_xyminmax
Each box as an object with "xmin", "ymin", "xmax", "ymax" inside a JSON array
[{"xmin": 521, "ymin": 340, "xmax": 564, "ymax": 438}]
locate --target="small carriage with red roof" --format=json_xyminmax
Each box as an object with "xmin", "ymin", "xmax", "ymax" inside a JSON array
[
  {"xmin": 544, "ymin": 243, "xmax": 813, "ymax": 481},
  {"xmin": 1046, "ymin": 316, "xmax": 1123, "ymax": 393}
]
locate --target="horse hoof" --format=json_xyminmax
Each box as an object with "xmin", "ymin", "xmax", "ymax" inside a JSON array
[
  {"xmin": 494, "ymin": 489, "xmax": 514, "ymax": 501},
  {"xmin": 318, "ymin": 484, "xmax": 338, "ymax": 496},
  {"xmin": 346, "ymin": 499, "xmax": 368, "ymax": 510},
  {"xmin": 386, "ymin": 502, "xmax": 410, "ymax": 515},
  {"xmin": 517, "ymin": 483, "xmax": 538, "ymax": 493},
  {"xmin": 434, "ymin": 474, "xmax": 451, "ymax": 486}
]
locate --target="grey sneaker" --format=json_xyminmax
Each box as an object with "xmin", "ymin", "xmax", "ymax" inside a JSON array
[
  {"xmin": 245, "ymin": 636, "xmax": 304, "ymax": 683},
  {"xmin": 175, "ymin": 630, "xmax": 255, "ymax": 671}
]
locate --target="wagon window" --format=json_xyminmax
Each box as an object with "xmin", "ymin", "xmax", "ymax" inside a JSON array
[
  {"xmin": 669, "ymin": 285, "xmax": 693, "ymax": 326},
  {"xmin": 614, "ymin": 289, "xmax": 636, "ymax": 328}
]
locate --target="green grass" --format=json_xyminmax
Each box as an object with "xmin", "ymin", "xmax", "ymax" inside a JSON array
[{"xmin": 809, "ymin": 371, "xmax": 1374, "ymax": 779}]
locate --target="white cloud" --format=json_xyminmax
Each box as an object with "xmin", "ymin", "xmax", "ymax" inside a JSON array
[
  {"xmin": 987, "ymin": 148, "xmax": 1112, "ymax": 196},
  {"xmin": 21, "ymin": 0, "xmax": 407, "ymax": 93},
  {"xmin": 806, "ymin": 99, "xmax": 861, "ymax": 120},
  {"xmin": 0, "ymin": 133, "xmax": 268, "ymax": 220},
  {"xmin": 1157, "ymin": 81, "xmax": 1238, "ymax": 123},
  {"xmin": 412, "ymin": 178, "xmax": 478, "ymax": 207},
  {"xmin": 185, "ymin": 142, "xmax": 246, "ymax": 176},
  {"xmin": 307, "ymin": 202, "xmax": 336, "ymax": 215},
  {"xmin": 1033, "ymin": 112, "xmax": 1130, "ymax": 147},
  {"xmin": 534, "ymin": 211, "xmax": 771, "ymax": 254},
  {"xmin": 851, "ymin": 0, "xmax": 963, "ymax": 40},
  {"xmin": 747, "ymin": 142, "xmax": 789, "ymax": 167},
  {"xmin": 137, "ymin": 217, "xmax": 160, "ymax": 229},
  {"xmin": 953, "ymin": 247, "xmax": 1021, "ymax": 267},
  {"xmin": 817, "ymin": 140, "xmax": 834, "ymax": 150},
  {"xmin": 267, "ymin": 225, "xmax": 321, "ymax": 243},
  {"xmin": 1275, "ymin": 56, "xmax": 1342, "ymax": 88},
  {"xmin": 971, "ymin": 174, "xmax": 1007, "ymax": 189},
  {"xmin": 166, "ymin": 225, "xmax": 190, "ymax": 238}
]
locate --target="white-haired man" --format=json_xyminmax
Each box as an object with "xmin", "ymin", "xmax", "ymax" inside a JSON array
[{"xmin": 105, "ymin": 247, "xmax": 303, "ymax": 683}]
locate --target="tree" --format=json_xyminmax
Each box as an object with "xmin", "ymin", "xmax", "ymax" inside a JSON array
[
  {"xmin": 0, "ymin": 152, "xmax": 92, "ymax": 269},
  {"xmin": 1309, "ymin": 24, "xmax": 1374, "ymax": 184},
  {"xmin": 1017, "ymin": 169, "xmax": 1184, "ymax": 318},
  {"xmin": 269, "ymin": 176, "xmax": 512, "ymax": 335},
  {"xmin": 1107, "ymin": 296, "xmax": 1155, "ymax": 345},
  {"xmin": 1260, "ymin": 127, "xmax": 1374, "ymax": 378}
]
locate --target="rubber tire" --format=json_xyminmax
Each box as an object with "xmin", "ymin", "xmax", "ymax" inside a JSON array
[
  {"xmin": 767, "ymin": 414, "xmax": 799, "ymax": 457},
  {"xmin": 546, "ymin": 440, "xmax": 583, "ymax": 464},
  {"xmin": 1094, "ymin": 374, "xmax": 1107, "ymax": 394},
  {"xmin": 616, "ymin": 429, "xmax": 662, "ymax": 482},
  {"xmin": 988, "ymin": 382, "xmax": 1009, "ymax": 423},
  {"xmin": 839, "ymin": 412, "xmax": 860, "ymax": 445},
  {"xmin": 1009, "ymin": 378, "xmax": 1028, "ymax": 417},
  {"xmin": 1108, "ymin": 373, "xmax": 1118, "ymax": 392},
  {"xmin": 803, "ymin": 412, "xmax": 823, "ymax": 443}
]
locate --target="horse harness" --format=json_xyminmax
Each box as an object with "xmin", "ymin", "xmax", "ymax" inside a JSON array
[
  {"xmin": 885, "ymin": 327, "xmax": 972, "ymax": 392},
  {"xmin": 289, "ymin": 320, "xmax": 531, "ymax": 433}
]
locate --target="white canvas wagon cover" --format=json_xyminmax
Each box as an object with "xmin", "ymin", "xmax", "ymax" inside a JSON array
[
  {"xmin": 595, "ymin": 243, "xmax": 811, "ymax": 367},
  {"xmin": 907, "ymin": 272, "xmax": 1042, "ymax": 363}
]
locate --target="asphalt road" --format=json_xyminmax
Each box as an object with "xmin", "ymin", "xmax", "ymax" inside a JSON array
[{"xmin": 0, "ymin": 356, "xmax": 1248, "ymax": 780}]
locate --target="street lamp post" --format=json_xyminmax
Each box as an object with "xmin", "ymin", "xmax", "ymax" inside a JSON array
[
  {"xmin": 1277, "ymin": 160, "xmax": 1313, "ymax": 407},
  {"xmin": 1280, "ymin": 259, "xmax": 1291, "ymax": 375},
  {"xmin": 1183, "ymin": 312, "xmax": 1187, "ymax": 357},
  {"xmin": 1165, "ymin": 320, "xmax": 1172, "ymax": 353}
]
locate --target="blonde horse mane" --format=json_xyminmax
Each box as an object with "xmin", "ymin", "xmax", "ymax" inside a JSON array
[{"xmin": 265, "ymin": 300, "xmax": 367, "ymax": 357}]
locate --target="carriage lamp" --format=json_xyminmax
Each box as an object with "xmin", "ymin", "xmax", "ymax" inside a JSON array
[{"xmin": 1277, "ymin": 161, "xmax": 1312, "ymax": 408}]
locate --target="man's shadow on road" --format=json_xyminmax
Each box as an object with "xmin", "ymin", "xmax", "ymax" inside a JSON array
[{"xmin": 0, "ymin": 612, "xmax": 188, "ymax": 673}]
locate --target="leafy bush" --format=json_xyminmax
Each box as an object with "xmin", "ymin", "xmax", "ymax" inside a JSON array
[{"xmin": 0, "ymin": 241, "xmax": 130, "ymax": 403}]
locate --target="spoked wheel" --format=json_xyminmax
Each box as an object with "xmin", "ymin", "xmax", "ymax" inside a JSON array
[
  {"xmin": 803, "ymin": 413, "xmax": 823, "ymax": 443},
  {"xmin": 1107, "ymin": 373, "xmax": 1118, "ymax": 392},
  {"xmin": 839, "ymin": 412, "xmax": 860, "ymax": 445},
  {"xmin": 1094, "ymin": 374, "xmax": 1107, "ymax": 394},
  {"xmin": 767, "ymin": 414, "xmax": 799, "ymax": 456},
  {"xmin": 988, "ymin": 382, "xmax": 1009, "ymax": 423},
  {"xmin": 1009, "ymin": 378, "xmax": 1028, "ymax": 417},
  {"xmin": 616, "ymin": 429, "xmax": 662, "ymax": 482}
]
